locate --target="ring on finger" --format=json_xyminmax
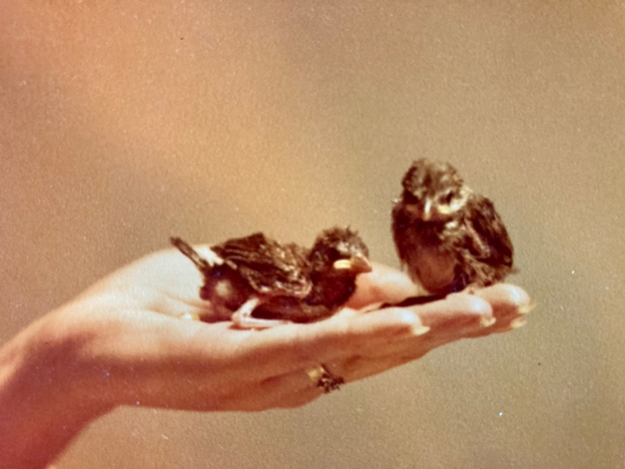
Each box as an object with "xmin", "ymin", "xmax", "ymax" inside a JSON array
[{"xmin": 306, "ymin": 364, "xmax": 345, "ymax": 394}]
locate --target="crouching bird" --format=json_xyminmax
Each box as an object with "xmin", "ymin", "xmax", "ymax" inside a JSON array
[
  {"xmin": 171, "ymin": 226, "xmax": 372, "ymax": 328},
  {"xmin": 391, "ymin": 158, "xmax": 515, "ymax": 303}
]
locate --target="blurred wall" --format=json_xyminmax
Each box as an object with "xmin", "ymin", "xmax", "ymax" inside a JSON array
[{"xmin": 1, "ymin": 1, "xmax": 625, "ymax": 467}]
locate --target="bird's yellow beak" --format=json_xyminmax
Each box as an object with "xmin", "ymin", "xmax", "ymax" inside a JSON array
[
  {"xmin": 437, "ymin": 205, "xmax": 452, "ymax": 215},
  {"xmin": 333, "ymin": 255, "xmax": 372, "ymax": 273}
]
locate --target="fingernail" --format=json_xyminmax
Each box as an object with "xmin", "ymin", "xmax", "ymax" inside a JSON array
[
  {"xmin": 480, "ymin": 316, "xmax": 497, "ymax": 328},
  {"xmin": 411, "ymin": 325, "xmax": 431, "ymax": 336},
  {"xmin": 510, "ymin": 317, "xmax": 527, "ymax": 329},
  {"xmin": 518, "ymin": 301, "xmax": 537, "ymax": 315}
]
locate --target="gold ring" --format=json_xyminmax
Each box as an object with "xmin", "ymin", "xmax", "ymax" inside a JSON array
[{"xmin": 306, "ymin": 364, "xmax": 344, "ymax": 394}]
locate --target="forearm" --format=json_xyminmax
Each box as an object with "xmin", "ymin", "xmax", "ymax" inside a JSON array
[{"xmin": 0, "ymin": 313, "xmax": 111, "ymax": 468}]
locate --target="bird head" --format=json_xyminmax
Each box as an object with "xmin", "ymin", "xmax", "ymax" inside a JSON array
[
  {"xmin": 397, "ymin": 158, "xmax": 470, "ymax": 222},
  {"xmin": 308, "ymin": 227, "xmax": 372, "ymax": 277}
]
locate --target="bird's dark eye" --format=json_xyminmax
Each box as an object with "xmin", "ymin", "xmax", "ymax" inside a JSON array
[
  {"xmin": 442, "ymin": 191, "xmax": 455, "ymax": 205},
  {"xmin": 324, "ymin": 247, "xmax": 341, "ymax": 262}
]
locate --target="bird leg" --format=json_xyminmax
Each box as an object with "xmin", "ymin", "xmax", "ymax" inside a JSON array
[{"xmin": 231, "ymin": 297, "xmax": 292, "ymax": 329}]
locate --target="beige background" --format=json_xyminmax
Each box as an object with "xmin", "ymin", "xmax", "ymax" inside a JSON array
[{"xmin": 2, "ymin": 1, "xmax": 625, "ymax": 467}]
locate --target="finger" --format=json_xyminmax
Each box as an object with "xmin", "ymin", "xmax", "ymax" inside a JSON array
[
  {"xmin": 471, "ymin": 284, "xmax": 534, "ymax": 334},
  {"xmin": 331, "ymin": 305, "xmax": 494, "ymax": 370},
  {"xmin": 330, "ymin": 353, "xmax": 422, "ymax": 383},
  {"xmin": 131, "ymin": 307, "xmax": 417, "ymax": 391},
  {"xmin": 403, "ymin": 293, "xmax": 493, "ymax": 329},
  {"xmin": 237, "ymin": 292, "xmax": 495, "ymax": 379},
  {"xmin": 212, "ymin": 367, "xmax": 326, "ymax": 411},
  {"xmin": 320, "ymin": 315, "xmax": 500, "ymax": 386},
  {"xmin": 472, "ymin": 283, "xmax": 531, "ymax": 310},
  {"xmin": 236, "ymin": 307, "xmax": 428, "ymax": 380},
  {"xmin": 309, "ymin": 288, "xmax": 531, "ymax": 387},
  {"xmin": 230, "ymin": 290, "xmax": 497, "ymax": 377},
  {"xmin": 348, "ymin": 263, "xmax": 422, "ymax": 308},
  {"xmin": 148, "ymin": 293, "xmax": 492, "ymax": 388}
]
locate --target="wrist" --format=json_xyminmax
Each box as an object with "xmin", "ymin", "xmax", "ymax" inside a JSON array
[{"xmin": 0, "ymin": 306, "xmax": 114, "ymax": 468}]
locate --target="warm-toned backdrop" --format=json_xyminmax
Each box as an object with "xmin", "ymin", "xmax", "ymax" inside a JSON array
[{"xmin": 2, "ymin": 1, "xmax": 624, "ymax": 467}]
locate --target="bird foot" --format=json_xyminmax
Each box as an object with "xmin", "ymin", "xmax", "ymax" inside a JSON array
[{"xmin": 231, "ymin": 297, "xmax": 292, "ymax": 329}]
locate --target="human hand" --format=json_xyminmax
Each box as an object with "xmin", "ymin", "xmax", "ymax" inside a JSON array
[
  {"xmin": 0, "ymin": 244, "xmax": 532, "ymax": 468},
  {"xmin": 37, "ymin": 245, "xmax": 531, "ymax": 411}
]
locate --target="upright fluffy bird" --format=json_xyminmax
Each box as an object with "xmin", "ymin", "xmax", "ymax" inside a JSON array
[
  {"xmin": 392, "ymin": 159, "xmax": 515, "ymax": 296},
  {"xmin": 171, "ymin": 227, "xmax": 371, "ymax": 328}
]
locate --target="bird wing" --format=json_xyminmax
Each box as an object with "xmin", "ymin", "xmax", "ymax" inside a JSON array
[
  {"xmin": 463, "ymin": 195, "xmax": 514, "ymax": 269},
  {"xmin": 211, "ymin": 233, "xmax": 312, "ymax": 297},
  {"xmin": 391, "ymin": 202, "xmax": 416, "ymax": 268}
]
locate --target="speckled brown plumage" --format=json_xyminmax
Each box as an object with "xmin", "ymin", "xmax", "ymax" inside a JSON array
[
  {"xmin": 171, "ymin": 227, "xmax": 371, "ymax": 327},
  {"xmin": 392, "ymin": 158, "xmax": 515, "ymax": 297}
]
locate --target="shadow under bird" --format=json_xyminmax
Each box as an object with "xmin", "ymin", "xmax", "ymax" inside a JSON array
[
  {"xmin": 391, "ymin": 158, "xmax": 515, "ymax": 306},
  {"xmin": 171, "ymin": 226, "xmax": 372, "ymax": 328}
]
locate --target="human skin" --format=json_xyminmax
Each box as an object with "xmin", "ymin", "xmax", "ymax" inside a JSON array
[{"xmin": 0, "ymin": 245, "xmax": 531, "ymax": 468}]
